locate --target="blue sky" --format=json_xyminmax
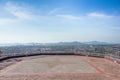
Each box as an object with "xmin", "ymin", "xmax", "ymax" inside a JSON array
[{"xmin": 0, "ymin": 0, "xmax": 120, "ymax": 43}]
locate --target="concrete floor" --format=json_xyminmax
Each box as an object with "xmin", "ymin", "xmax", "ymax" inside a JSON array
[
  {"xmin": 3, "ymin": 56, "xmax": 98, "ymax": 74},
  {"xmin": 1, "ymin": 55, "xmax": 120, "ymax": 80}
]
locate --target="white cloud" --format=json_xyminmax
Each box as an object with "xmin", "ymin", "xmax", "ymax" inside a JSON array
[
  {"xmin": 0, "ymin": 18, "xmax": 18, "ymax": 25},
  {"xmin": 48, "ymin": 8, "xmax": 62, "ymax": 15},
  {"xmin": 56, "ymin": 14, "xmax": 80, "ymax": 20},
  {"xmin": 4, "ymin": 2, "xmax": 33, "ymax": 20},
  {"xmin": 87, "ymin": 12, "xmax": 113, "ymax": 18},
  {"xmin": 56, "ymin": 12, "xmax": 114, "ymax": 21},
  {"xmin": 0, "ymin": 1, "xmax": 119, "ymax": 43}
]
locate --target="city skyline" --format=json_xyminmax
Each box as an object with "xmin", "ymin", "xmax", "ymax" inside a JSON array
[{"xmin": 0, "ymin": 0, "xmax": 120, "ymax": 43}]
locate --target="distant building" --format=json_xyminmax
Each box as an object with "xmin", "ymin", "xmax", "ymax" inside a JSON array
[{"xmin": 113, "ymin": 46, "xmax": 120, "ymax": 58}]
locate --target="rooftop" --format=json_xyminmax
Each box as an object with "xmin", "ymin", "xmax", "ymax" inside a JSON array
[{"xmin": 0, "ymin": 55, "xmax": 120, "ymax": 80}]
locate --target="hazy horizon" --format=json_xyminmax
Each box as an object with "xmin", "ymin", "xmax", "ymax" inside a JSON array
[
  {"xmin": 0, "ymin": 0, "xmax": 120, "ymax": 43},
  {"xmin": 0, "ymin": 41, "xmax": 119, "ymax": 45}
]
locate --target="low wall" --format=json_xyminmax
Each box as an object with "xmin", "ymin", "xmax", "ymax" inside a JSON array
[
  {"xmin": 105, "ymin": 56, "xmax": 120, "ymax": 64},
  {"xmin": 0, "ymin": 53, "xmax": 119, "ymax": 64},
  {"xmin": 0, "ymin": 53, "xmax": 75, "ymax": 61},
  {"xmin": 88, "ymin": 55, "xmax": 104, "ymax": 58},
  {"xmin": 0, "ymin": 53, "xmax": 104, "ymax": 62}
]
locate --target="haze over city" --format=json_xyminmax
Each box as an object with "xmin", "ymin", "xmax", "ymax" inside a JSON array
[{"xmin": 0, "ymin": 0, "xmax": 120, "ymax": 43}]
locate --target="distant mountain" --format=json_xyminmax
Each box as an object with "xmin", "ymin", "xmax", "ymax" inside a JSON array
[
  {"xmin": 84, "ymin": 41, "xmax": 109, "ymax": 45},
  {"xmin": 55, "ymin": 41, "xmax": 84, "ymax": 45},
  {"xmin": 0, "ymin": 41, "xmax": 118, "ymax": 47},
  {"xmin": 0, "ymin": 43, "xmax": 16, "ymax": 47}
]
